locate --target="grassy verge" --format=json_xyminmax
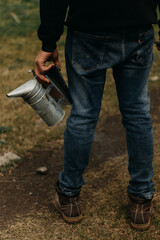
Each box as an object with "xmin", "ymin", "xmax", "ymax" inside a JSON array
[{"xmin": 0, "ymin": 0, "xmax": 40, "ymax": 38}]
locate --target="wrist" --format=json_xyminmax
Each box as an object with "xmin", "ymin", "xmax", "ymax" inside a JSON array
[{"xmin": 42, "ymin": 42, "xmax": 57, "ymax": 52}]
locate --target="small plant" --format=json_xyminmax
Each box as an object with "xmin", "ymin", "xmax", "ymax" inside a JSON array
[
  {"xmin": 0, "ymin": 126, "xmax": 12, "ymax": 134},
  {"xmin": 0, "ymin": 158, "xmax": 21, "ymax": 173}
]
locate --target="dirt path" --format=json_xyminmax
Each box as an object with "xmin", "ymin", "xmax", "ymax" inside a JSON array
[{"xmin": 0, "ymin": 87, "xmax": 160, "ymax": 240}]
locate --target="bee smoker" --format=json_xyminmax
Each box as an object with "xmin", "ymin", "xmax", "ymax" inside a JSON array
[{"xmin": 7, "ymin": 66, "xmax": 72, "ymax": 126}]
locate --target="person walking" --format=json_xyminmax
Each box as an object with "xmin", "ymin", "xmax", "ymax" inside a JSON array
[{"xmin": 35, "ymin": 0, "xmax": 160, "ymax": 230}]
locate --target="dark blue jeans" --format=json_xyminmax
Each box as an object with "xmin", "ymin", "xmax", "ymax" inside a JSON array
[{"xmin": 59, "ymin": 25, "xmax": 155, "ymax": 200}]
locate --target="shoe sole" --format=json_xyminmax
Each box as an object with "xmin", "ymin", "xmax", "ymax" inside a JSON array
[
  {"xmin": 53, "ymin": 200, "xmax": 83, "ymax": 224},
  {"xmin": 131, "ymin": 219, "xmax": 150, "ymax": 231}
]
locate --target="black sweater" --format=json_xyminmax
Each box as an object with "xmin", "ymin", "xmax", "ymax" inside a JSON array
[{"xmin": 38, "ymin": 0, "xmax": 160, "ymax": 52}]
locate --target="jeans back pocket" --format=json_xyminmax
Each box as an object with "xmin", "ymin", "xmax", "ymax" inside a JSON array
[{"xmin": 72, "ymin": 31, "xmax": 109, "ymax": 73}]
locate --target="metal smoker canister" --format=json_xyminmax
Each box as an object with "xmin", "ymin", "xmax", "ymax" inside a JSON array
[{"xmin": 6, "ymin": 68, "xmax": 71, "ymax": 126}]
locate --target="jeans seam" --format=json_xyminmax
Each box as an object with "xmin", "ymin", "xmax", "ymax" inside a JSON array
[{"xmin": 122, "ymin": 30, "xmax": 126, "ymax": 62}]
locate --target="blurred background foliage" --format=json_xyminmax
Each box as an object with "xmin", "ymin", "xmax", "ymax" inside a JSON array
[{"xmin": 0, "ymin": 0, "xmax": 40, "ymax": 37}]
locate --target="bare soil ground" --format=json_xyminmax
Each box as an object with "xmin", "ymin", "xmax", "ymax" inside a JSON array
[{"xmin": 0, "ymin": 87, "xmax": 160, "ymax": 240}]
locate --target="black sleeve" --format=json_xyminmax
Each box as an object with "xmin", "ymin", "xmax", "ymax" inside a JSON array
[{"xmin": 38, "ymin": 0, "xmax": 68, "ymax": 52}]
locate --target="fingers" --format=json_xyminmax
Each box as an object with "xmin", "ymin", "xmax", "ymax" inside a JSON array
[
  {"xmin": 35, "ymin": 50, "xmax": 60, "ymax": 84},
  {"xmin": 35, "ymin": 51, "xmax": 52, "ymax": 83},
  {"xmin": 55, "ymin": 60, "xmax": 61, "ymax": 71},
  {"xmin": 35, "ymin": 63, "xmax": 54, "ymax": 84},
  {"xmin": 35, "ymin": 51, "xmax": 49, "ymax": 83},
  {"xmin": 51, "ymin": 49, "xmax": 61, "ymax": 70}
]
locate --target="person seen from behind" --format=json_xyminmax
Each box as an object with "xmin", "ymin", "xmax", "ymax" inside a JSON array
[{"xmin": 35, "ymin": 0, "xmax": 160, "ymax": 230}]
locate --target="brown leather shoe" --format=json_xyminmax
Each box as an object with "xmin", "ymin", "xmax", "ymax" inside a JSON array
[
  {"xmin": 129, "ymin": 193, "xmax": 152, "ymax": 231},
  {"xmin": 53, "ymin": 184, "xmax": 83, "ymax": 223}
]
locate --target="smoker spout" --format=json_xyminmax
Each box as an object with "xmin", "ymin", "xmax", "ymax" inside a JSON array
[{"xmin": 6, "ymin": 79, "xmax": 37, "ymax": 98}]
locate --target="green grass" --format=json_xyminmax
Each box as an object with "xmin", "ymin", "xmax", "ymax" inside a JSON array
[
  {"xmin": 0, "ymin": 126, "xmax": 12, "ymax": 134},
  {"xmin": 0, "ymin": 0, "xmax": 40, "ymax": 38}
]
